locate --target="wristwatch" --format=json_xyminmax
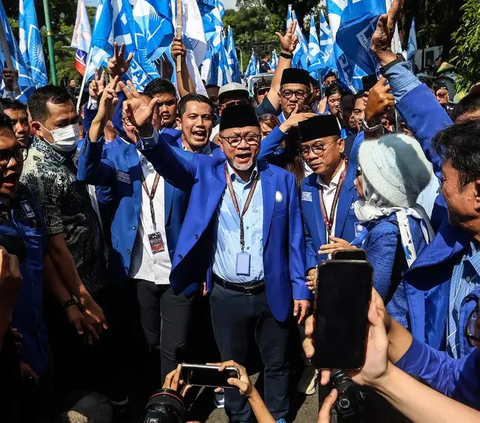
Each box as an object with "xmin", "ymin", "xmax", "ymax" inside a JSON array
[
  {"xmin": 280, "ymin": 52, "xmax": 293, "ymax": 60},
  {"xmin": 63, "ymin": 295, "xmax": 80, "ymax": 310},
  {"xmin": 380, "ymin": 54, "xmax": 405, "ymax": 74},
  {"xmin": 362, "ymin": 118, "xmax": 384, "ymax": 132}
]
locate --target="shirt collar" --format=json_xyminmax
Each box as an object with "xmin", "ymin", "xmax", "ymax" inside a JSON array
[
  {"xmin": 33, "ymin": 137, "xmax": 70, "ymax": 164},
  {"xmin": 226, "ymin": 161, "xmax": 259, "ymax": 185},
  {"xmin": 317, "ymin": 159, "xmax": 346, "ymax": 189},
  {"xmin": 182, "ymin": 141, "xmax": 213, "ymax": 156},
  {"xmin": 464, "ymin": 242, "xmax": 480, "ymax": 280}
]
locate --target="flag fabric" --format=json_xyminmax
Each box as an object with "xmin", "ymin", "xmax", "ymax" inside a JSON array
[
  {"xmin": 19, "ymin": 0, "xmax": 47, "ymax": 88},
  {"xmin": 308, "ymin": 15, "xmax": 322, "ymax": 76},
  {"xmin": 71, "ymin": 0, "xmax": 92, "ymax": 76},
  {"xmin": 201, "ymin": 32, "xmax": 232, "ymax": 87},
  {"xmin": 270, "ymin": 50, "xmax": 278, "ymax": 71},
  {"xmin": 287, "ymin": 5, "xmax": 308, "ymax": 70},
  {"xmin": 225, "ymin": 27, "xmax": 241, "ymax": 83},
  {"xmin": 132, "ymin": 0, "xmax": 174, "ymax": 62},
  {"xmin": 325, "ymin": 0, "xmax": 365, "ymax": 92},
  {"xmin": 407, "ymin": 18, "xmax": 417, "ymax": 61},
  {"xmin": 244, "ymin": 50, "xmax": 258, "ymax": 79},
  {"xmin": 0, "ymin": 0, "xmax": 35, "ymax": 99},
  {"xmin": 319, "ymin": 10, "xmax": 335, "ymax": 79},
  {"xmin": 87, "ymin": 0, "xmax": 160, "ymax": 91},
  {"xmin": 200, "ymin": 0, "xmax": 225, "ymax": 54}
]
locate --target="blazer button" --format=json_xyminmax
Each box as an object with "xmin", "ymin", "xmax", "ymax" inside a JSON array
[
  {"xmin": 133, "ymin": 225, "xmax": 137, "ymax": 230},
  {"xmin": 195, "ymin": 234, "xmax": 199, "ymax": 239},
  {"xmin": 178, "ymin": 254, "xmax": 183, "ymax": 260},
  {"xmin": 127, "ymin": 249, "xmax": 131, "ymax": 255}
]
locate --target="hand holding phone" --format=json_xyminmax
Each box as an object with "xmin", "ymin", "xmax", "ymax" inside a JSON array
[{"xmin": 181, "ymin": 363, "xmax": 239, "ymax": 389}]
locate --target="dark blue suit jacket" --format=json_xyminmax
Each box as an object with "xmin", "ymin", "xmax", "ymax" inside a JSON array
[{"xmin": 137, "ymin": 131, "xmax": 311, "ymax": 322}]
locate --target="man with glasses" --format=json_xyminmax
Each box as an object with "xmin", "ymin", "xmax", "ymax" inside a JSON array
[
  {"xmin": 277, "ymin": 68, "xmax": 311, "ymax": 123},
  {"xmin": 129, "ymin": 100, "xmax": 311, "ymax": 423},
  {"xmin": 253, "ymin": 77, "xmax": 271, "ymax": 106},
  {"xmin": 434, "ymin": 84, "xmax": 454, "ymax": 117},
  {"xmin": 299, "ymin": 115, "xmax": 359, "ymax": 285}
]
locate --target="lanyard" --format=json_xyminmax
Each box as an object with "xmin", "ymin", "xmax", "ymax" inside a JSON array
[
  {"xmin": 318, "ymin": 161, "xmax": 348, "ymax": 237},
  {"xmin": 141, "ymin": 172, "xmax": 161, "ymax": 231},
  {"xmin": 224, "ymin": 164, "xmax": 259, "ymax": 252}
]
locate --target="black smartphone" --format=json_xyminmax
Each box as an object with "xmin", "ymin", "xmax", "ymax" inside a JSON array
[
  {"xmin": 312, "ymin": 260, "xmax": 373, "ymax": 370},
  {"xmin": 181, "ymin": 364, "xmax": 239, "ymax": 389},
  {"xmin": 362, "ymin": 74, "xmax": 378, "ymax": 92},
  {"xmin": 332, "ymin": 249, "xmax": 367, "ymax": 261}
]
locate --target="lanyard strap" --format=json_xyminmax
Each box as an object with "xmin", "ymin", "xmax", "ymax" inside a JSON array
[
  {"xmin": 224, "ymin": 164, "xmax": 259, "ymax": 251},
  {"xmin": 318, "ymin": 161, "xmax": 348, "ymax": 237},
  {"xmin": 141, "ymin": 173, "xmax": 161, "ymax": 231}
]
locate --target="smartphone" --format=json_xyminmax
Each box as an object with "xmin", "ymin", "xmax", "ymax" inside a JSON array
[
  {"xmin": 181, "ymin": 364, "xmax": 239, "ymax": 389},
  {"xmin": 362, "ymin": 74, "xmax": 378, "ymax": 92},
  {"xmin": 312, "ymin": 260, "xmax": 373, "ymax": 370},
  {"xmin": 332, "ymin": 249, "xmax": 367, "ymax": 261}
]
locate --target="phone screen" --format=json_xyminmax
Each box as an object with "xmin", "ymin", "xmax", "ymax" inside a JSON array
[
  {"xmin": 181, "ymin": 364, "xmax": 239, "ymax": 389},
  {"xmin": 362, "ymin": 74, "xmax": 378, "ymax": 92},
  {"xmin": 313, "ymin": 260, "xmax": 373, "ymax": 370}
]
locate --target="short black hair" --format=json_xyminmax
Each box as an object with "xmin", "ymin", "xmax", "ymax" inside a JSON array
[
  {"xmin": 326, "ymin": 83, "xmax": 342, "ymax": 98},
  {"xmin": 177, "ymin": 94, "xmax": 213, "ymax": 117},
  {"xmin": 451, "ymin": 92, "xmax": 480, "ymax": 123},
  {"xmin": 205, "ymin": 84, "xmax": 220, "ymax": 90},
  {"xmin": 0, "ymin": 113, "xmax": 14, "ymax": 135},
  {"xmin": 144, "ymin": 78, "xmax": 176, "ymax": 97},
  {"xmin": 353, "ymin": 90, "xmax": 365, "ymax": 105},
  {"xmin": 309, "ymin": 76, "xmax": 320, "ymax": 89},
  {"xmin": 1, "ymin": 98, "xmax": 27, "ymax": 112},
  {"xmin": 433, "ymin": 120, "xmax": 480, "ymax": 185},
  {"xmin": 324, "ymin": 71, "xmax": 336, "ymax": 81},
  {"xmin": 27, "ymin": 85, "xmax": 73, "ymax": 122}
]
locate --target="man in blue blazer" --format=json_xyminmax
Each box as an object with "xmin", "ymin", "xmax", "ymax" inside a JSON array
[
  {"xmin": 299, "ymin": 115, "xmax": 360, "ymax": 285},
  {"xmin": 128, "ymin": 95, "xmax": 311, "ymax": 422},
  {"xmin": 77, "ymin": 82, "xmax": 205, "ymax": 385}
]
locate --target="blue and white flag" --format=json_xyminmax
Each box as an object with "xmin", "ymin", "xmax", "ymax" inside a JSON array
[
  {"xmin": 0, "ymin": 0, "xmax": 35, "ymax": 100},
  {"xmin": 19, "ymin": 0, "xmax": 47, "ymax": 88},
  {"xmin": 225, "ymin": 27, "xmax": 241, "ymax": 83},
  {"xmin": 200, "ymin": 0, "xmax": 225, "ymax": 54},
  {"xmin": 319, "ymin": 10, "xmax": 335, "ymax": 79},
  {"xmin": 287, "ymin": 5, "xmax": 309, "ymax": 70},
  {"xmin": 326, "ymin": 0, "xmax": 365, "ymax": 92},
  {"xmin": 244, "ymin": 50, "xmax": 258, "ymax": 79},
  {"xmin": 407, "ymin": 18, "xmax": 417, "ymax": 61},
  {"xmin": 133, "ymin": 0, "xmax": 174, "ymax": 62},
  {"xmin": 201, "ymin": 31, "xmax": 231, "ymax": 87},
  {"xmin": 71, "ymin": 0, "xmax": 92, "ymax": 76},
  {"xmin": 87, "ymin": 0, "xmax": 160, "ymax": 91},
  {"xmin": 270, "ymin": 50, "xmax": 278, "ymax": 71},
  {"xmin": 308, "ymin": 15, "xmax": 322, "ymax": 76}
]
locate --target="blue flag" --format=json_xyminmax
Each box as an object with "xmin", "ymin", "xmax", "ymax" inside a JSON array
[
  {"xmin": 19, "ymin": 0, "xmax": 48, "ymax": 88},
  {"xmin": 87, "ymin": 0, "xmax": 160, "ymax": 90},
  {"xmin": 226, "ymin": 27, "xmax": 241, "ymax": 83},
  {"xmin": 407, "ymin": 18, "xmax": 417, "ymax": 61},
  {"xmin": 287, "ymin": 5, "xmax": 308, "ymax": 70},
  {"xmin": 0, "ymin": 0, "xmax": 35, "ymax": 100},
  {"xmin": 308, "ymin": 15, "xmax": 322, "ymax": 76},
  {"xmin": 270, "ymin": 50, "xmax": 278, "ymax": 71},
  {"xmin": 200, "ymin": 0, "xmax": 225, "ymax": 54},
  {"xmin": 244, "ymin": 50, "xmax": 258, "ymax": 79},
  {"xmin": 319, "ymin": 10, "xmax": 335, "ymax": 79}
]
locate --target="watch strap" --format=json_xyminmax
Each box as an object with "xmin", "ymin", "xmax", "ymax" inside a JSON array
[
  {"xmin": 280, "ymin": 52, "xmax": 293, "ymax": 60},
  {"xmin": 63, "ymin": 295, "xmax": 80, "ymax": 310},
  {"xmin": 380, "ymin": 55, "xmax": 404, "ymax": 74}
]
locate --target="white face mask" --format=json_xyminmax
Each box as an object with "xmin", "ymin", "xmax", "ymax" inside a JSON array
[{"xmin": 43, "ymin": 123, "xmax": 80, "ymax": 152}]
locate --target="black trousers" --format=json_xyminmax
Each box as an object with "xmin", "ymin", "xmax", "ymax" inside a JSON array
[
  {"xmin": 210, "ymin": 283, "xmax": 290, "ymax": 422},
  {"xmin": 130, "ymin": 279, "xmax": 194, "ymax": 384}
]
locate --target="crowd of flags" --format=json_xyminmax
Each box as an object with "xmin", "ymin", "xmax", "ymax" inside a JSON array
[{"xmin": 0, "ymin": 0, "xmax": 420, "ymax": 100}]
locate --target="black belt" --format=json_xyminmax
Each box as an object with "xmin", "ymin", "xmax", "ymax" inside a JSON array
[{"xmin": 213, "ymin": 274, "xmax": 265, "ymax": 296}]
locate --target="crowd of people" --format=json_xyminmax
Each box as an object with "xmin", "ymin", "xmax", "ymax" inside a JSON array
[{"xmin": 2, "ymin": 0, "xmax": 480, "ymax": 422}]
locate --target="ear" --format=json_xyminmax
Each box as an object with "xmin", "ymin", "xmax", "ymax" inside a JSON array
[
  {"xmin": 175, "ymin": 117, "xmax": 182, "ymax": 131},
  {"xmin": 30, "ymin": 120, "xmax": 43, "ymax": 138},
  {"xmin": 474, "ymin": 179, "xmax": 480, "ymax": 212},
  {"xmin": 338, "ymin": 137, "xmax": 345, "ymax": 155}
]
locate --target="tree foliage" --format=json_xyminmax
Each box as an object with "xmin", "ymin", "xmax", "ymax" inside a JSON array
[{"xmin": 452, "ymin": 0, "xmax": 480, "ymax": 90}]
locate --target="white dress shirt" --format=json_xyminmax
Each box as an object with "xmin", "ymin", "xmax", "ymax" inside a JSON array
[
  {"xmin": 128, "ymin": 152, "xmax": 172, "ymax": 284},
  {"xmin": 316, "ymin": 160, "xmax": 346, "ymax": 240}
]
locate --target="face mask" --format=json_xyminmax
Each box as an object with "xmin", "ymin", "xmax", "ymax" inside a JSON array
[{"xmin": 43, "ymin": 123, "xmax": 80, "ymax": 152}]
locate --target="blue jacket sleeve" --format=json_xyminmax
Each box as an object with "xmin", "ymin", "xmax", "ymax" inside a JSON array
[
  {"xmin": 303, "ymin": 215, "xmax": 318, "ymax": 272},
  {"xmin": 83, "ymin": 104, "xmax": 97, "ymax": 135},
  {"xmin": 77, "ymin": 136, "xmax": 116, "ymax": 185},
  {"xmin": 258, "ymin": 126, "xmax": 286, "ymax": 161},
  {"xmin": 396, "ymin": 338, "xmax": 480, "ymax": 409}
]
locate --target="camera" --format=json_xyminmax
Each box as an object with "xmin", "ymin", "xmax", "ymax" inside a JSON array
[
  {"xmin": 329, "ymin": 370, "xmax": 367, "ymax": 423},
  {"xmin": 143, "ymin": 388, "xmax": 186, "ymax": 423}
]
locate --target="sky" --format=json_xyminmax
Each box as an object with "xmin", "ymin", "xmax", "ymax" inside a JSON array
[{"xmin": 223, "ymin": 0, "xmax": 238, "ymax": 10}]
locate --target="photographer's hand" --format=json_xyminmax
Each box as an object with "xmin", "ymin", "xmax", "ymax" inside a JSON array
[
  {"xmin": 318, "ymin": 389, "xmax": 338, "ymax": 423},
  {"xmin": 163, "ymin": 364, "xmax": 191, "ymax": 397}
]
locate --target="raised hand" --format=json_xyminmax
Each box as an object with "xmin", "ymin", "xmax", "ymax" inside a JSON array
[
  {"xmin": 90, "ymin": 76, "xmax": 119, "ymax": 142},
  {"xmin": 88, "ymin": 69, "xmax": 106, "ymax": 101},
  {"xmin": 280, "ymin": 105, "xmax": 317, "ymax": 132},
  {"xmin": 276, "ymin": 21, "xmax": 298, "ymax": 55},
  {"xmin": 1, "ymin": 67, "xmax": 19, "ymax": 92},
  {"xmin": 121, "ymin": 80, "xmax": 158, "ymax": 132},
  {"xmin": 108, "ymin": 42, "xmax": 134, "ymax": 78},
  {"xmin": 364, "ymin": 76, "xmax": 395, "ymax": 125},
  {"xmin": 171, "ymin": 37, "xmax": 187, "ymax": 63},
  {"xmin": 370, "ymin": 0, "xmax": 404, "ymax": 65}
]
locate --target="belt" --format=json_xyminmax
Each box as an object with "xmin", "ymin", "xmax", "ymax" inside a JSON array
[{"xmin": 213, "ymin": 274, "xmax": 265, "ymax": 296}]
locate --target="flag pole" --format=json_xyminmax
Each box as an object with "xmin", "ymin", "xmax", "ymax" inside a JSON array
[
  {"xmin": 176, "ymin": 0, "xmax": 182, "ymax": 73},
  {"xmin": 42, "ymin": 0, "xmax": 57, "ymax": 85},
  {"xmin": 0, "ymin": 18, "xmax": 21, "ymax": 95},
  {"xmin": 76, "ymin": 47, "xmax": 93, "ymax": 111}
]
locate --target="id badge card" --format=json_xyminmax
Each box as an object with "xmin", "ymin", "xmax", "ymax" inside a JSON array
[
  {"xmin": 236, "ymin": 252, "xmax": 251, "ymax": 276},
  {"xmin": 148, "ymin": 232, "xmax": 165, "ymax": 255}
]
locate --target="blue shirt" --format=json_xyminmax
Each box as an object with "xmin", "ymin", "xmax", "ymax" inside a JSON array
[
  {"xmin": 447, "ymin": 242, "xmax": 480, "ymax": 358},
  {"xmin": 213, "ymin": 163, "xmax": 264, "ymax": 283}
]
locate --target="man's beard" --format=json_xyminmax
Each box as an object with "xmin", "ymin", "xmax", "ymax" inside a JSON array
[{"xmin": 231, "ymin": 159, "xmax": 254, "ymax": 172}]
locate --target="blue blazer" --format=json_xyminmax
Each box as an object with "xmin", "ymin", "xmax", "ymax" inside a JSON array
[
  {"xmin": 137, "ymin": 132, "xmax": 311, "ymax": 322},
  {"xmin": 76, "ymin": 136, "xmax": 195, "ymax": 293}
]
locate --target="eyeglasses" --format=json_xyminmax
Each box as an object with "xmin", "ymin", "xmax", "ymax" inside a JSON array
[
  {"xmin": 300, "ymin": 140, "xmax": 336, "ymax": 157},
  {"xmin": 220, "ymin": 133, "xmax": 261, "ymax": 148},
  {"xmin": 280, "ymin": 90, "xmax": 309, "ymax": 100},
  {"xmin": 465, "ymin": 306, "xmax": 480, "ymax": 347},
  {"xmin": 0, "ymin": 147, "xmax": 28, "ymax": 167},
  {"xmin": 257, "ymin": 88, "xmax": 270, "ymax": 96}
]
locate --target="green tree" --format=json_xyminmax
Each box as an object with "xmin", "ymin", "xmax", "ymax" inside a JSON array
[{"xmin": 452, "ymin": 0, "xmax": 480, "ymax": 90}]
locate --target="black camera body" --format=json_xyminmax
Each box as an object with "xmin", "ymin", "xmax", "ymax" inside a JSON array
[
  {"xmin": 329, "ymin": 370, "xmax": 367, "ymax": 423},
  {"xmin": 144, "ymin": 388, "xmax": 186, "ymax": 423}
]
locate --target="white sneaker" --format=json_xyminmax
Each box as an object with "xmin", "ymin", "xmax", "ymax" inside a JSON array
[
  {"xmin": 214, "ymin": 390, "xmax": 225, "ymax": 409},
  {"xmin": 297, "ymin": 366, "xmax": 318, "ymax": 396}
]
